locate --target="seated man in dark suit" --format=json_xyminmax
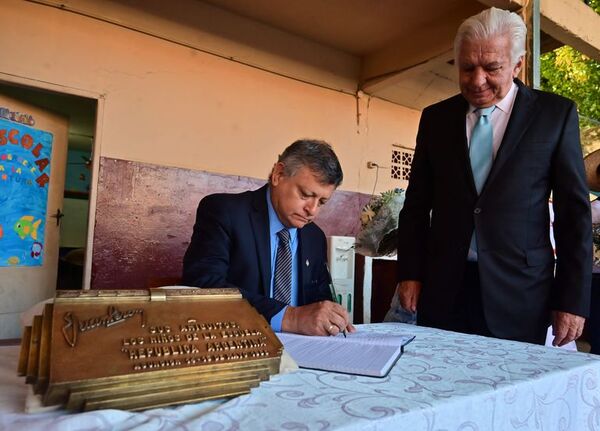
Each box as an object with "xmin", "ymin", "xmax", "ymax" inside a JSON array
[{"xmin": 182, "ymin": 139, "xmax": 355, "ymax": 336}]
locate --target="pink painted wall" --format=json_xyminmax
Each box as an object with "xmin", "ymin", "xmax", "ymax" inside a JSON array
[
  {"xmin": 92, "ymin": 158, "xmax": 370, "ymax": 289},
  {"xmin": 0, "ymin": 0, "xmax": 418, "ymax": 290},
  {"xmin": 0, "ymin": 0, "xmax": 420, "ymax": 195}
]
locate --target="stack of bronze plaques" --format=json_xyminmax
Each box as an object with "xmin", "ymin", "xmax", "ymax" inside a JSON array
[{"xmin": 18, "ymin": 288, "xmax": 283, "ymax": 412}]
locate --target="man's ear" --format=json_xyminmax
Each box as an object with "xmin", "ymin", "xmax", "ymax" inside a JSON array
[
  {"xmin": 512, "ymin": 55, "xmax": 524, "ymax": 78},
  {"xmin": 270, "ymin": 162, "xmax": 285, "ymax": 186}
]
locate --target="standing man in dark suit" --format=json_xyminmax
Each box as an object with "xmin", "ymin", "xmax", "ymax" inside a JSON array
[
  {"xmin": 183, "ymin": 139, "xmax": 355, "ymax": 336},
  {"xmin": 395, "ymin": 7, "xmax": 592, "ymax": 345}
]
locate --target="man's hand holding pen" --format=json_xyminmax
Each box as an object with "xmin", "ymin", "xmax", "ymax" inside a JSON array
[
  {"xmin": 279, "ymin": 263, "xmax": 355, "ymax": 337},
  {"xmin": 325, "ymin": 263, "xmax": 353, "ymax": 337},
  {"xmin": 281, "ymin": 301, "xmax": 355, "ymax": 336},
  {"xmin": 281, "ymin": 265, "xmax": 356, "ymax": 336}
]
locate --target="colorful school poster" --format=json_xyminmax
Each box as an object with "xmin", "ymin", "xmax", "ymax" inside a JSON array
[{"xmin": 0, "ymin": 118, "xmax": 53, "ymax": 267}]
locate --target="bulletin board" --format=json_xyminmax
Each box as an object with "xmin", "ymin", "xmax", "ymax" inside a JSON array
[{"xmin": 0, "ymin": 118, "xmax": 53, "ymax": 267}]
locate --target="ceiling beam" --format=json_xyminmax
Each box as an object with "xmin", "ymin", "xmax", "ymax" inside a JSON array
[
  {"xmin": 479, "ymin": 0, "xmax": 600, "ymax": 61},
  {"xmin": 476, "ymin": 0, "xmax": 523, "ymax": 11},
  {"xmin": 359, "ymin": 3, "xmax": 483, "ymax": 95},
  {"xmin": 541, "ymin": 0, "xmax": 600, "ymax": 62},
  {"xmin": 360, "ymin": 49, "xmax": 454, "ymax": 94}
]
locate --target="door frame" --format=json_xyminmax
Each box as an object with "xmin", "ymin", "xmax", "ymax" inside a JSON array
[{"xmin": 0, "ymin": 72, "xmax": 105, "ymax": 290}]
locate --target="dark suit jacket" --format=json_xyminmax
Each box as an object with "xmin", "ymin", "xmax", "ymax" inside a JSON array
[
  {"xmin": 182, "ymin": 184, "xmax": 332, "ymax": 322},
  {"xmin": 397, "ymin": 79, "xmax": 592, "ymax": 343}
]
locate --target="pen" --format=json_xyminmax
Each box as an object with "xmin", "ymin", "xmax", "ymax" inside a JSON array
[{"xmin": 325, "ymin": 263, "xmax": 347, "ymax": 338}]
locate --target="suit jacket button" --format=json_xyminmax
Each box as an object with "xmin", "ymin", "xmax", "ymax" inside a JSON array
[{"xmin": 473, "ymin": 208, "xmax": 482, "ymax": 214}]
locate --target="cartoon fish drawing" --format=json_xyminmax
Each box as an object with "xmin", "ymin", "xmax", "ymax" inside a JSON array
[
  {"xmin": 7, "ymin": 256, "xmax": 20, "ymax": 265},
  {"xmin": 31, "ymin": 242, "xmax": 43, "ymax": 259},
  {"xmin": 14, "ymin": 216, "xmax": 42, "ymax": 240}
]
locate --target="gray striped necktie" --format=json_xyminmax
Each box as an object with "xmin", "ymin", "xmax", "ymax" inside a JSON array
[{"xmin": 274, "ymin": 229, "xmax": 292, "ymax": 304}]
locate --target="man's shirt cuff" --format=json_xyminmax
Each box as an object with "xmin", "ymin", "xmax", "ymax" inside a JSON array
[{"xmin": 270, "ymin": 305, "xmax": 287, "ymax": 332}]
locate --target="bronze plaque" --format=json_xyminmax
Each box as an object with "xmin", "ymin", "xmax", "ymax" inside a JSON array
[{"xmin": 19, "ymin": 288, "xmax": 283, "ymax": 411}]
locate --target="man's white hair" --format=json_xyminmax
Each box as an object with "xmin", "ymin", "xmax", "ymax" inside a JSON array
[{"xmin": 454, "ymin": 7, "xmax": 527, "ymax": 65}]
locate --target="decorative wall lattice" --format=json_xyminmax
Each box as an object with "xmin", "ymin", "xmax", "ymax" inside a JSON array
[{"xmin": 391, "ymin": 148, "xmax": 414, "ymax": 180}]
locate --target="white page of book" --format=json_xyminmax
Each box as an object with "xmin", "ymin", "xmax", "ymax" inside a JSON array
[{"xmin": 277, "ymin": 331, "xmax": 414, "ymax": 377}]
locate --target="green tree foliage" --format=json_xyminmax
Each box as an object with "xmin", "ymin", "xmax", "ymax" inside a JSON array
[
  {"xmin": 588, "ymin": 0, "xmax": 600, "ymax": 12},
  {"xmin": 539, "ymin": 0, "xmax": 600, "ymax": 155},
  {"xmin": 540, "ymin": 48, "xmax": 600, "ymax": 121}
]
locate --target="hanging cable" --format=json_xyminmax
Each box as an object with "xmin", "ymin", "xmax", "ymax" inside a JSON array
[{"xmin": 371, "ymin": 164, "xmax": 379, "ymax": 197}]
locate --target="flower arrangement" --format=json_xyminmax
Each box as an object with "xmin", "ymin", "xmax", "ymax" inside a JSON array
[
  {"xmin": 593, "ymin": 224, "xmax": 600, "ymax": 248},
  {"xmin": 355, "ymin": 188, "xmax": 405, "ymax": 257},
  {"xmin": 593, "ymin": 224, "xmax": 600, "ymax": 266}
]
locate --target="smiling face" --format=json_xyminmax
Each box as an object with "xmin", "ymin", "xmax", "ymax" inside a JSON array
[
  {"xmin": 269, "ymin": 162, "xmax": 336, "ymax": 229},
  {"xmin": 458, "ymin": 35, "xmax": 522, "ymax": 108}
]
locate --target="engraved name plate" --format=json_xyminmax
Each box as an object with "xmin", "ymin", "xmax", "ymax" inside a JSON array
[{"xmin": 19, "ymin": 288, "xmax": 283, "ymax": 412}]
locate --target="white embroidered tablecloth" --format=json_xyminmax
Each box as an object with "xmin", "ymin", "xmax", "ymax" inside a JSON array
[{"xmin": 1, "ymin": 323, "xmax": 599, "ymax": 431}]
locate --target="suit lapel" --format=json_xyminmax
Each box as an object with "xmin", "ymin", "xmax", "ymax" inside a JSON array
[
  {"xmin": 249, "ymin": 185, "xmax": 271, "ymax": 296},
  {"xmin": 484, "ymin": 80, "xmax": 539, "ymax": 193},
  {"xmin": 449, "ymin": 96, "xmax": 478, "ymax": 196}
]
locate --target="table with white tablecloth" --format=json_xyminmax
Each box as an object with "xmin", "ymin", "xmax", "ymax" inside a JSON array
[{"xmin": 1, "ymin": 323, "xmax": 599, "ymax": 431}]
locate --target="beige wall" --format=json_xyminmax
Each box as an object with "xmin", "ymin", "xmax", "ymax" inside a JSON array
[{"xmin": 0, "ymin": 0, "xmax": 422, "ymax": 194}]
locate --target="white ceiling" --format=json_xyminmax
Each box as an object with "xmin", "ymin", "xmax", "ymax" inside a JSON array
[
  {"xmin": 202, "ymin": 0, "xmax": 488, "ymax": 108},
  {"xmin": 200, "ymin": 0, "xmax": 564, "ymax": 109}
]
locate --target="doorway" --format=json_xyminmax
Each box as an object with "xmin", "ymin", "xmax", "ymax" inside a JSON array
[{"xmin": 0, "ymin": 82, "xmax": 96, "ymax": 338}]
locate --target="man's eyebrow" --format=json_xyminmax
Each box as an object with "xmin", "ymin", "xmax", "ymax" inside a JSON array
[{"xmin": 300, "ymin": 187, "xmax": 317, "ymax": 197}]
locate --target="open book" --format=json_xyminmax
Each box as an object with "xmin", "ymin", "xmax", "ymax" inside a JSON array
[{"xmin": 277, "ymin": 331, "xmax": 415, "ymax": 377}]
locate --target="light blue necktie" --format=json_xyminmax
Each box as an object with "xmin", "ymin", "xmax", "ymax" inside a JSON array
[
  {"xmin": 469, "ymin": 106, "xmax": 496, "ymax": 194},
  {"xmin": 469, "ymin": 105, "xmax": 495, "ymax": 258}
]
